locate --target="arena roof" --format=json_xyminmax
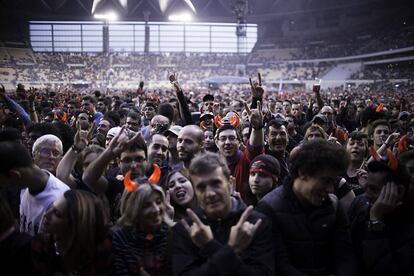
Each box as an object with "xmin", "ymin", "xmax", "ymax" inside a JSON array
[{"xmin": 0, "ymin": 0, "xmax": 402, "ymax": 22}]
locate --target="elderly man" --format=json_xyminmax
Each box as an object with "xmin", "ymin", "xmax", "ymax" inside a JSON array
[{"xmin": 32, "ymin": 134, "xmax": 63, "ymax": 175}]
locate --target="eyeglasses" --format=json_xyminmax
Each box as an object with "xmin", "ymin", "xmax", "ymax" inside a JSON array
[
  {"xmin": 37, "ymin": 148, "xmax": 62, "ymax": 158},
  {"xmin": 218, "ymin": 136, "xmax": 237, "ymax": 142},
  {"xmin": 120, "ymin": 156, "xmax": 146, "ymax": 165}
]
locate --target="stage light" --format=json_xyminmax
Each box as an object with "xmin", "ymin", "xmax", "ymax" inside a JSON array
[
  {"xmin": 168, "ymin": 12, "xmax": 193, "ymax": 22},
  {"xmin": 94, "ymin": 12, "xmax": 118, "ymax": 21}
]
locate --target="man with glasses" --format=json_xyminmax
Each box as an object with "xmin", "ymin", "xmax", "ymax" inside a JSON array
[
  {"xmin": 32, "ymin": 134, "xmax": 63, "ymax": 175},
  {"xmin": 83, "ymin": 128, "xmax": 147, "ymax": 221},
  {"xmin": 215, "ymin": 102, "xmax": 264, "ymax": 205}
]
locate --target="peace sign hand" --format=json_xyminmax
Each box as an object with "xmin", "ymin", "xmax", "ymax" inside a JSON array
[
  {"xmin": 228, "ymin": 206, "xmax": 262, "ymax": 254},
  {"xmin": 181, "ymin": 209, "xmax": 213, "ymax": 248},
  {"xmin": 249, "ymin": 73, "xmax": 264, "ymax": 99},
  {"xmin": 244, "ymin": 101, "xmax": 264, "ymax": 130}
]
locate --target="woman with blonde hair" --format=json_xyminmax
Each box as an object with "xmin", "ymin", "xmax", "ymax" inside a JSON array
[
  {"xmin": 32, "ymin": 189, "xmax": 112, "ymax": 275},
  {"xmin": 112, "ymin": 182, "xmax": 173, "ymax": 276}
]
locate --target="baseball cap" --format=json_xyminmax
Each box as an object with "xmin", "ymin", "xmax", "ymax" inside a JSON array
[
  {"xmin": 312, "ymin": 114, "xmax": 328, "ymax": 124},
  {"xmin": 165, "ymin": 125, "xmax": 183, "ymax": 137}
]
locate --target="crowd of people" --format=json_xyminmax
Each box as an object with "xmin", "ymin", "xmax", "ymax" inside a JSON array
[
  {"xmin": 256, "ymin": 24, "xmax": 414, "ymax": 60},
  {"xmin": 0, "ymin": 70, "xmax": 413, "ymax": 275},
  {"xmin": 1, "ymin": 36, "xmax": 412, "ymax": 89},
  {"xmin": 350, "ymin": 62, "xmax": 414, "ymax": 80}
]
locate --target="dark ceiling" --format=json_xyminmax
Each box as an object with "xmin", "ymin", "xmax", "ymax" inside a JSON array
[{"xmin": 0, "ymin": 0, "xmax": 401, "ymax": 22}]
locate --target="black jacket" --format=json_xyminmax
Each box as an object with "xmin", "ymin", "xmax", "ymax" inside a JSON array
[
  {"xmin": 349, "ymin": 195, "xmax": 414, "ymax": 276},
  {"xmin": 171, "ymin": 201, "xmax": 274, "ymax": 276},
  {"xmin": 256, "ymin": 178, "xmax": 358, "ymax": 276}
]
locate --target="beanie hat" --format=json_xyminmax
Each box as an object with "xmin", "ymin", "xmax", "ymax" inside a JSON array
[{"xmin": 250, "ymin": 154, "xmax": 280, "ymax": 177}]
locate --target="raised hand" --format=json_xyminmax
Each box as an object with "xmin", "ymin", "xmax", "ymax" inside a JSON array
[
  {"xmin": 228, "ymin": 206, "xmax": 262, "ymax": 254},
  {"xmin": 108, "ymin": 126, "xmax": 143, "ymax": 157},
  {"xmin": 249, "ymin": 72, "xmax": 264, "ymax": 99},
  {"xmin": 385, "ymin": 132, "xmax": 400, "ymax": 148},
  {"xmin": 74, "ymin": 122, "xmax": 88, "ymax": 151},
  {"xmin": 168, "ymin": 72, "xmax": 178, "ymax": 83},
  {"xmin": 356, "ymin": 168, "xmax": 368, "ymax": 189},
  {"xmin": 181, "ymin": 209, "xmax": 213, "ymax": 248},
  {"xmin": 245, "ymin": 101, "xmax": 264, "ymax": 130},
  {"xmin": 0, "ymin": 84, "xmax": 5, "ymax": 99},
  {"xmin": 165, "ymin": 190, "xmax": 175, "ymax": 220},
  {"xmin": 370, "ymin": 182, "xmax": 402, "ymax": 221},
  {"xmin": 313, "ymin": 84, "xmax": 321, "ymax": 94},
  {"xmin": 27, "ymin": 88, "xmax": 36, "ymax": 103},
  {"xmin": 168, "ymin": 72, "xmax": 182, "ymax": 92}
]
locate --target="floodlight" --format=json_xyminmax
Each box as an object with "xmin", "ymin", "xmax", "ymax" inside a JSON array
[
  {"xmin": 94, "ymin": 12, "xmax": 118, "ymax": 21},
  {"xmin": 168, "ymin": 12, "xmax": 193, "ymax": 22}
]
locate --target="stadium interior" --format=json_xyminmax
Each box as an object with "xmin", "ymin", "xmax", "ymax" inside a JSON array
[{"xmin": 0, "ymin": 0, "xmax": 412, "ymax": 91}]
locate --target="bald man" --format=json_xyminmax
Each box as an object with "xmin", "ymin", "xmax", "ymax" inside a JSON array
[{"xmin": 176, "ymin": 125, "xmax": 205, "ymax": 169}]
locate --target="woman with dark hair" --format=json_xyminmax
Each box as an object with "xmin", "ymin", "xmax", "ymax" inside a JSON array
[
  {"xmin": 166, "ymin": 169, "xmax": 197, "ymax": 220},
  {"xmin": 31, "ymin": 189, "xmax": 112, "ymax": 275},
  {"xmin": 112, "ymin": 183, "xmax": 173, "ymax": 276}
]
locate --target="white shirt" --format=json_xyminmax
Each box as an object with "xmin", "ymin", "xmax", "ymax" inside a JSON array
[{"xmin": 20, "ymin": 171, "xmax": 70, "ymax": 236}]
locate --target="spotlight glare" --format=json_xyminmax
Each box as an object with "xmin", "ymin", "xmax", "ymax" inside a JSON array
[
  {"xmin": 168, "ymin": 13, "xmax": 193, "ymax": 22},
  {"xmin": 94, "ymin": 12, "xmax": 118, "ymax": 21}
]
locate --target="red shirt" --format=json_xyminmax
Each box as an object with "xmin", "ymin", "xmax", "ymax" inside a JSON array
[{"xmin": 227, "ymin": 142, "xmax": 264, "ymax": 205}]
